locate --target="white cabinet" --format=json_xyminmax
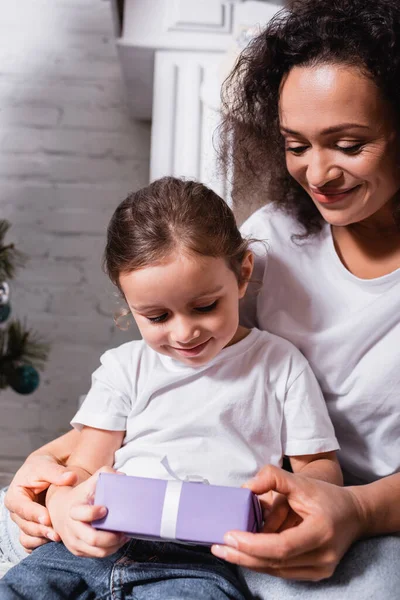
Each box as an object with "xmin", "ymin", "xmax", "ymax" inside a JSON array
[
  {"xmin": 151, "ymin": 51, "xmax": 225, "ymax": 196},
  {"xmin": 113, "ymin": 0, "xmax": 283, "ymax": 195}
]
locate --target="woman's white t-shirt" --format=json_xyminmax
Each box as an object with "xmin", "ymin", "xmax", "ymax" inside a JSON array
[{"xmin": 241, "ymin": 204, "xmax": 400, "ymax": 484}]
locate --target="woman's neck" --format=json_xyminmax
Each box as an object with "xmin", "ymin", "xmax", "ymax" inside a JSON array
[
  {"xmin": 348, "ymin": 205, "xmax": 398, "ymax": 240},
  {"xmin": 331, "ymin": 216, "xmax": 400, "ymax": 279}
]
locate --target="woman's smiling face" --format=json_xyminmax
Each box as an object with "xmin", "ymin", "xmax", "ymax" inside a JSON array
[{"xmin": 279, "ymin": 63, "xmax": 400, "ymax": 227}]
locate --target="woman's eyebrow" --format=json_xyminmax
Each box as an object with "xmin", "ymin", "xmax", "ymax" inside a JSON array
[{"xmin": 280, "ymin": 123, "xmax": 370, "ymax": 135}]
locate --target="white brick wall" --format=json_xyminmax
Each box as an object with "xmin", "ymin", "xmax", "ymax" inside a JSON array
[{"xmin": 0, "ymin": 0, "xmax": 150, "ymax": 474}]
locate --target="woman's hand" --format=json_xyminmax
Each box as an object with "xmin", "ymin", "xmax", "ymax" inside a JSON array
[
  {"xmin": 211, "ymin": 465, "xmax": 367, "ymax": 581},
  {"xmin": 260, "ymin": 490, "xmax": 302, "ymax": 533},
  {"xmin": 47, "ymin": 467, "xmax": 128, "ymax": 558},
  {"xmin": 4, "ymin": 454, "xmax": 78, "ymax": 552}
]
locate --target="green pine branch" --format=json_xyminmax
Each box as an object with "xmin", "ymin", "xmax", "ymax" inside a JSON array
[
  {"xmin": 0, "ymin": 320, "xmax": 50, "ymax": 390},
  {"xmin": 0, "ymin": 220, "xmax": 26, "ymax": 281}
]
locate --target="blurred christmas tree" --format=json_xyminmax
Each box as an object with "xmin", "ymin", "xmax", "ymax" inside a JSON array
[{"xmin": 0, "ymin": 220, "xmax": 49, "ymax": 394}]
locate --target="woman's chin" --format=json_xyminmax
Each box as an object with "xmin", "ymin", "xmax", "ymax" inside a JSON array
[{"xmin": 315, "ymin": 206, "xmax": 365, "ymax": 228}]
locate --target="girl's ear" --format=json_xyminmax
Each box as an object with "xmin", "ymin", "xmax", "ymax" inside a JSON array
[{"xmin": 238, "ymin": 250, "xmax": 254, "ymax": 299}]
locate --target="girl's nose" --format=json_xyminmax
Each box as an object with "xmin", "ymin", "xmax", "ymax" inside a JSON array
[{"xmin": 172, "ymin": 318, "xmax": 201, "ymax": 345}]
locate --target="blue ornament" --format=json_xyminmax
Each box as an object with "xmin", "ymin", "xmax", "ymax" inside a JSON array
[
  {"xmin": 8, "ymin": 365, "xmax": 40, "ymax": 395},
  {"xmin": 0, "ymin": 302, "xmax": 11, "ymax": 323}
]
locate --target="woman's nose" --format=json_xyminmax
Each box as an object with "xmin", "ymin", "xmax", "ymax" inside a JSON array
[{"xmin": 306, "ymin": 151, "xmax": 342, "ymax": 188}]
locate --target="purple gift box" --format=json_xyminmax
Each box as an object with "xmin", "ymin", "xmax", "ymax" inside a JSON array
[{"xmin": 93, "ymin": 473, "xmax": 263, "ymax": 546}]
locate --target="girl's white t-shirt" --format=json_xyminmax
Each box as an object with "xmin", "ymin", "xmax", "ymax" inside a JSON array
[
  {"xmin": 72, "ymin": 328, "xmax": 338, "ymax": 486},
  {"xmin": 240, "ymin": 204, "xmax": 400, "ymax": 484}
]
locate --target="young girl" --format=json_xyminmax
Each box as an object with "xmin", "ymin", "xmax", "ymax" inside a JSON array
[{"xmin": 1, "ymin": 177, "xmax": 341, "ymax": 600}]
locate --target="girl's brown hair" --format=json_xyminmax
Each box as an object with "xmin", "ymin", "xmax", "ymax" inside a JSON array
[{"xmin": 104, "ymin": 176, "xmax": 250, "ymax": 292}]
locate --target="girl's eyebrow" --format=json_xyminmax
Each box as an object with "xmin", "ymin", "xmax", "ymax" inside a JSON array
[
  {"xmin": 130, "ymin": 285, "xmax": 224, "ymax": 312},
  {"xmin": 130, "ymin": 304, "xmax": 162, "ymax": 311},
  {"xmin": 194, "ymin": 285, "xmax": 224, "ymax": 299},
  {"xmin": 280, "ymin": 123, "xmax": 370, "ymax": 136}
]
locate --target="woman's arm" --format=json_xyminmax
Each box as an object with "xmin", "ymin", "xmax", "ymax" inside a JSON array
[
  {"xmin": 4, "ymin": 430, "xmax": 82, "ymax": 551},
  {"xmin": 350, "ymin": 473, "xmax": 400, "ymax": 536},
  {"xmin": 30, "ymin": 429, "xmax": 81, "ymax": 464}
]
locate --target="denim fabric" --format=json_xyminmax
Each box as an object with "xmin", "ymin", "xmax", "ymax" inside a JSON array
[
  {"xmin": 0, "ymin": 539, "xmax": 248, "ymax": 599},
  {"xmin": 0, "ymin": 488, "xmax": 29, "ymax": 564}
]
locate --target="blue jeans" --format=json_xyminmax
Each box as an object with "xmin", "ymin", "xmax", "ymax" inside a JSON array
[{"xmin": 0, "ymin": 539, "xmax": 248, "ymax": 599}]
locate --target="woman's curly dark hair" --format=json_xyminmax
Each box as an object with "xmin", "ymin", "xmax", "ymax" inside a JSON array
[{"xmin": 220, "ymin": 0, "xmax": 400, "ymax": 233}]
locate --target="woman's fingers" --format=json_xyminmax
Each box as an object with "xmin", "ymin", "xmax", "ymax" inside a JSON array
[
  {"xmin": 18, "ymin": 532, "xmax": 50, "ymax": 552},
  {"xmin": 229, "ymin": 543, "xmax": 336, "ymax": 570},
  {"xmin": 28, "ymin": 471, "xmax": 78, "ymax": 496},
  {"xmin": 11, "ymin": 513, "xmax": 60, "ymax": 542},
  {"xmin": 6, "ymin": 461, "xmax": 77, "ymax": 501},
  {"xmin": 277, "ymin": 510, "xmax": 303, "ymax": 532},
  {"xmin": 8, "ymin": 491, "xmax": 52, "ymax": 528},
  {"xmin": 262, "ymin": 497, "xmax": 290, "ymax": 533},
  {"xmin": 5, "ymin": 463, "xmax": 77, "ymax": 519},
  {"xmin": 244, "ymin": 464, "xmax": 295, "ymax": 497},
  {"xmin": 212, "ymin": 518, "xmax": 324, "ymax": 564},
  {"xmin": 211, "ymin": 539, "xmax": 335, "ymax": 577}
]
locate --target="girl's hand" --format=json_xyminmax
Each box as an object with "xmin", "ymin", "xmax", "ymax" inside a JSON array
[
  {"xmin": 47, "ymin": 467, "xmax": 128, "ymax": 558},
  {"xmin": 4, "ymin": 454, "xmax": 78, "ymax": 552},
  {"xmin": 211, "ymin": 465, "xmax": 366, "ymax": 581}
]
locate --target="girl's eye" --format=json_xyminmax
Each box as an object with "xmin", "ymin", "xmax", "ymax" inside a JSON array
[
  {"xmin": 147, "ymin": 313, "xmax": 168, "ymax": 323},
  {"xmin": 195, "ymin": 300, "xmax": 218, "ymax": 313},
  {"xmin": 336, "ymin": 143, "xmax": 364, "ymax": 154},
  {"xmin": 286, "ymin": 145, "xmax": 308, "ymax": 156}
]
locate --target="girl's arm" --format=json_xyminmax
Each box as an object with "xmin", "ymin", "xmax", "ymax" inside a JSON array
[
  {"xmin": 45, "ymin": 427, "xmax": 126, "ymax": 557},
  {"xmin": 289, "ymin": 451, "xmax": 343, "ymax": 485},
  {"xmin": 46, "ymin": 426, "xmax": 124, "ymax": 498}
]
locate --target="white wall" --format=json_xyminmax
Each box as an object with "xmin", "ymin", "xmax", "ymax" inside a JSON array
[{"xmin": 0, "ymin": 0, "xmax": 150, "ymax": 474}]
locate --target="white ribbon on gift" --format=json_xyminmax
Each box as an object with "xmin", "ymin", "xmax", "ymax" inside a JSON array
[
  {"xmin": 159, "ymin": 456, "xmax": 209, "ymax": 540},
  {"xmin": 159, "ymin": 480, "xmax": 183, "ymax": 539}
]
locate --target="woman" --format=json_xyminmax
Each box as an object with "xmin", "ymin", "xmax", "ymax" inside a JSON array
[{"xmin": 2, "ymin": 0, "xmax": 400, "ymax": 597}]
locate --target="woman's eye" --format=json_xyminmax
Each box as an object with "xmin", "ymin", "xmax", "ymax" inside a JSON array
[
  {"xmin": 286, "ymin": 145, "xmax": 308, "ymax": 155},
  {"xmin": 195, "ymin": 300, "xmax": 218, "ymax": 313},
  {"xmin": 336, "ymin": 143, "xmax": 364, "ymax": 154},
  {"xmin": 147, "ymin": 313, "xmax": 168, "ymax": 323}
]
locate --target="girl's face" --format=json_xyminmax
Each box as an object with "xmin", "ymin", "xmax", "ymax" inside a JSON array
[
  {"xmin": 279, "ymin": 63, "xmax": 400, "ymax": 227},
  {"xmin": 119, "ymin": 251, "xmax": 253, "ymax": 367}
]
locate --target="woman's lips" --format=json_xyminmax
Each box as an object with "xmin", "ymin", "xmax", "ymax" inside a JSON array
[
  {"xmin": 171, "ymin": 339, "xmax": 210, "ymax": 357},
  {"xmin": 310, "ymin": 184, "xmax": 361, "ymax": 204}
]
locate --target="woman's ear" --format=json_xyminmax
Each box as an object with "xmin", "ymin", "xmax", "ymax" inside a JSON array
[{"xmin": 238, "ymin": 250, "xmax": 254, "ymax": 298}]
